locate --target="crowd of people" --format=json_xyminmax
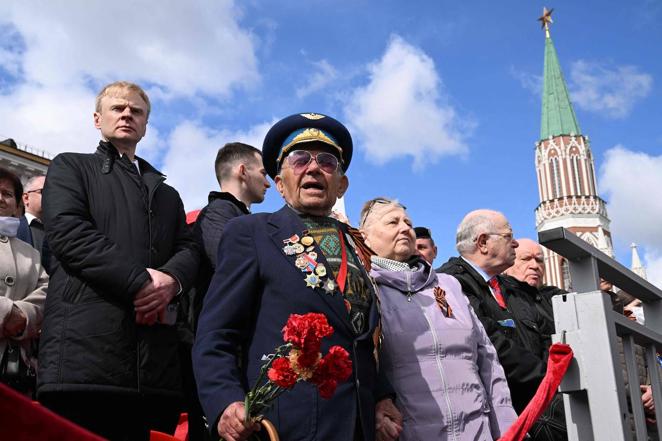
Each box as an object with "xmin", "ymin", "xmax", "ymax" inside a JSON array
[{"xmin": 0, "ymin": 80, "xmax": 656, "ymax": 441}]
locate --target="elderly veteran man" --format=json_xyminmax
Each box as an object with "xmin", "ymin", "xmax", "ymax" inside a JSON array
[
  {"xmin": 437, "ymin": 210, "xmax": 566, "ymax": 441},
  {"xmin": 503, "ymin": 238, "xmax": 565, "ymax": 325},
  {"xmin": 193, "ymin": 113, "xmax": 400, "ymax": 441}
]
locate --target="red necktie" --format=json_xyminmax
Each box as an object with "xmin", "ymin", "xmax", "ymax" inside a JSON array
[{"xmin": 488, "ymin": 277, "xmax": 507, "ymax": 309}]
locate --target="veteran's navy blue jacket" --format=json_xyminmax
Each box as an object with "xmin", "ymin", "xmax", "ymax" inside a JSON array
[{"xmin": 193, "ymin": 205, "xmax": 379, "ymax": 441}]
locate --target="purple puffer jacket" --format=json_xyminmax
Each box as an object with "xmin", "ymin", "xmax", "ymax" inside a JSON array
[{"xmin": 371, "ymin": 260, "xmax": 517, "ymax": 441}]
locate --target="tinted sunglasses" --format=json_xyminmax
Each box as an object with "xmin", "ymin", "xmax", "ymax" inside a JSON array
[{"xmin": 284, "ymin": 150, "xmax": 341, "ymax": 175}]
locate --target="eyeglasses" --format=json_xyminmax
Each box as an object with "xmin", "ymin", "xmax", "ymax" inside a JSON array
[
  {"xmin": 284, "ymin": 150, "xmax": 341, "ymax": 175},
  {"xmin": 486, "ymin": 232, "xmax": 514, "ymax": 241},
  {"xmin": 25, "ymin": 189, "xmax": 43, "ymax": 195},
  {"xmin": 359, "ymin": 197, "xmax": 406, "ymax": 228}
]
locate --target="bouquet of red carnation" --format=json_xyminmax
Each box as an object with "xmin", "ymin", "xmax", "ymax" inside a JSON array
[{"xmin": 244, "ymin": 312, "xmax": 353, "ymax": 425}]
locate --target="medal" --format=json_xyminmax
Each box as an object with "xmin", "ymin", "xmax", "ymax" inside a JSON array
[
  {"xmin": 305, "ymin": 273, "xmax": 321, "ymax": 288},
  {"xmin": 301, "ymin": 236, "xmax": 314, "ymax": 247},
  {"xmin": 315, "ymin": 264, "xmax": 327, "ymax": 277},
  {"xmin": 307, "ymin": 251, "xmax": 317, "ymax": 260},
  {"xmin": 322, "ymin": 279, "xmax": 336, "ymax": 295},
  {"xmin": 283, "ymin": 244, "xmax": 297, "ymax": 256},
  {"xmin": 295, "ymin": 255, "xmax": 309, "ymax": 270},
  {"xmin": 293, "ymin": 243, "xmax": 305, "ymax": 254},
  {"xmin": 283, "ymin": 234, "xmax": 300, "ymax": 244},
  {"xmin": 306, "ymin": 246, "xmax": 315, "ymax": 252}
]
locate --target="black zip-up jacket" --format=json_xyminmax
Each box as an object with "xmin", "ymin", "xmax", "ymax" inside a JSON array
[
  {"xmin": 38, "ymin": 141, "xmax": 199, "ymax": 399},
  {"xmin": 437, "ymin": 257, "xmax": 549, "ymax": 412}
]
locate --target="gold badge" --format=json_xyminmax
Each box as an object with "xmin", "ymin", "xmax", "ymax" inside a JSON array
[{"xmin": 301, "ymin": 236, "xmax": 314, "ymax": 247}]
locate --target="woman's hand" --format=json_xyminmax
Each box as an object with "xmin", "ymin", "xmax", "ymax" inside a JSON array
[
  {"xmin": 3, "ymin": 304, "xmax": 26, "ymax": 337},
  {"xmin": 376, "ymin": 398, "xmax": 403, "ymax": 441}
]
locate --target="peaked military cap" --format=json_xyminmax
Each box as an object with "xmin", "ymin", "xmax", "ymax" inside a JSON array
[{"xmin": 262, "ymin": 112, "xmax": 353, "ymax": 179}]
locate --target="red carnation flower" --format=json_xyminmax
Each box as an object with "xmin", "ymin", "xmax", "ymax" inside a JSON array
[
  {"xmin": 311, "ymin": 345, "xmax": 352, "ymax": 399},
  {"xmin": 267, "ymin": 357, "xmax": 298, "ymax": 389},
  {"xmin": 324, "ymin": 346, "xmax": 353, "ymax": 382},
  {"xmin": 316, "ymin": 378, "xmax": 338, "ymax": 399},
  {"xmin": 282, "ymin": 313, "xmax": 334, "ymax": 359}
]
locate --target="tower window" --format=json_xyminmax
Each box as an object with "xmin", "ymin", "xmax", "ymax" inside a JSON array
[
  {"xmin": 571, "ymin": 155, "xmax": 584, "ymax": 195},
  {"xmin": 550, "ymin": 156, "xmax": 562, "ymax": 198}
]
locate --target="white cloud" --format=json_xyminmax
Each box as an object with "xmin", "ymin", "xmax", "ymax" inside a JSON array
[
  {"xmin": 644, "ymin": 252, "xmax": 662, "ymax": 290},
  {"xmin": 510, "ymin": 66, "xmax": 542, "ymax": 95},
  {"xmin": 569, "ymin": 60, "xmax": 652, "ymax": 119},
  {"xmin": 0, "ymin": 0, "xmax": 259, "ymax": 156},
  {"xmin": 161, "ymin": 120, "xmax": 273, "ymax": 211},
  {"xmin": 296, "ymin": 60, "xmax": 338, "ymax": 99},
  {"xmin": 344, "ymin": 35, "xmax": 468, "ymax": 168},
  {"xmin": 0, "ymin": 1, "xmax": 258, "ymax": 96},
  {"xmin": 600, "ymin": 146, "xmax": 662, "ymax": 288}
]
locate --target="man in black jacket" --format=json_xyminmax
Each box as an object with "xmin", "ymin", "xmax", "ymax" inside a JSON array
[
  {"xmin": 504, "ymin": 238, "xmax": 566, "ymax": 325},
  {"xmin": 184, "ymin": 142, "xmax": 269, "ymax": 440},
  {"xmin": 38, "ymin": 81, "xmax": 199, "ymax": 440},
  {"xmin": 193, "ymin": 142, "xmax": 270, "ymax": 310},
  {"xmin": 437, "ymin": 209, "xmax": 567, "ymax": 440}
]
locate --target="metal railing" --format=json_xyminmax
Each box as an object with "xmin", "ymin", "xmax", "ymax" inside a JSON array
[{"xmin": 539, "ymin": 227, "xmax": 662, "ymax": 441}]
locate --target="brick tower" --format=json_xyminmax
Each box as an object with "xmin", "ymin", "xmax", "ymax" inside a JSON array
[{"xmin": 534, "ymin": 9, "xmax": 613, "ymax": 290}]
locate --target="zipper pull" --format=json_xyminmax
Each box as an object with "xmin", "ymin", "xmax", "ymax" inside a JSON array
[{"xmin": 407, "ymin": 292, "xmax": 412, "ymax": 302}]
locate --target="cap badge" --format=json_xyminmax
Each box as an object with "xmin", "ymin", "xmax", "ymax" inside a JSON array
[{"xmin": 300, "ymin": 113, "xmax": 325, "ymax": 120}]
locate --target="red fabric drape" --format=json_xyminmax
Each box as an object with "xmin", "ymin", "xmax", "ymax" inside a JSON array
[
  {"xmin": 498, "ymin": 343, "xmax": 574, "ymax": 441},
  {"xmin": 0, "ymin": 383, "xmax": 106, "ymax": 441},
  {"xmin": 186, "ymin": 209, "xmax": 201, "ymax": 225}
]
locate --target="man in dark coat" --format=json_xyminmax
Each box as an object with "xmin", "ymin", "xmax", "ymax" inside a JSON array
[
  {"xmin": 17, "ymin": 175, "xmax": 51, "ymax": 272},
  {"xmin": 437, "ymin": 209, "xmax": 567, "ymax": 440},
  {"xmin": 504, "ymin": 238, "xmax": 566, "ymax": 325},
  {"xmin": 191, "ymin": 141, "xmax": 270, "ymax": 328},
  {"xmin": 38, "ymin": 81, "xmax": 199, "ymax": 440},
  {"xmin": 193, "ymin": 113, "xmax": 401, "ymax": 441}
]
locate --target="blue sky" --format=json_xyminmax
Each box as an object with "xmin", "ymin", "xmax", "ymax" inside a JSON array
[{"xmin": 1, "ymin": 0, "xmax": 661, "ymax": 285}]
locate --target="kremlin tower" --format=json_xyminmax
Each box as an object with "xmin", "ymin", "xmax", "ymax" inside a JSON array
[{"xmin": 534, "ymin": 9, "xmax": 614, "ymax": 290}]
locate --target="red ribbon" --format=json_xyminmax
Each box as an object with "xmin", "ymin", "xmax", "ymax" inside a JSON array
[{"xmin": 336, "ymin": 231, "xmax": 348, "ymax": 293}]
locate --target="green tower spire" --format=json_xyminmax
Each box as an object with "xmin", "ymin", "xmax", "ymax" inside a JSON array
[{"xmin": 539, "ymin": 13, "xmax": 581, "ymax": 140}]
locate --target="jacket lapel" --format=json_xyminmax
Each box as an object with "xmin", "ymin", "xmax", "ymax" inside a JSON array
[{"xmin": 267, "ymin": 206, "xmax": 352, "ymax": 333}]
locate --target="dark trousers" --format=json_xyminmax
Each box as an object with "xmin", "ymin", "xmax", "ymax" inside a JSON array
[{"xmin": 40, "ymin": 391, "xmax": 180, "ymax": 441}]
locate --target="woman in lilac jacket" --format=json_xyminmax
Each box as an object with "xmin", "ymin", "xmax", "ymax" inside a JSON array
[{"xmin": 360, "ymin": 198, "xmax": 517, "ymax": 441}]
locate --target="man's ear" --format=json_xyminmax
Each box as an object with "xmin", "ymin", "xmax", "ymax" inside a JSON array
[
  {"xmin": 476, "ymin": 233, "xmax": 489, "ymax": 254},
  {"xmin": 93, "ymin": 112, "xmax": 101, "ymax": 129},
  {"xmin": 336, "ymin": 175, "xmax": 349, "ymax": 198},
  {"xmin": 274, "ymin": 175, "xmax": 285, "ymax": 197}
]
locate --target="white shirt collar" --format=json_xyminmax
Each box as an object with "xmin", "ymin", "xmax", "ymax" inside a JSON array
[
  {"xmin": 24, "ymin": 212, "xmax": 40, "ymax": 225},
  {"xmin": 460, "ymin": 255, "xmax": 492, "ymax": 282}
]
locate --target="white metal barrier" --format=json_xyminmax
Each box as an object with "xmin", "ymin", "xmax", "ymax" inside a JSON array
[{"xmin": 540, "ymin": 228, "xmax": 662, "ymax": 441}]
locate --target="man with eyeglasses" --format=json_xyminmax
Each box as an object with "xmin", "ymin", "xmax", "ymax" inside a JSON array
[
  {"xmin": 194, "ymin": 113, "xmax": 400, "ymax": 441},
  {"xmin": 438, "ymin": 210, "xmax": 567, "ymax": 441},
  {"xmin": 17, "ymin": 175, "xmax": 50, "ymax": 272}
]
